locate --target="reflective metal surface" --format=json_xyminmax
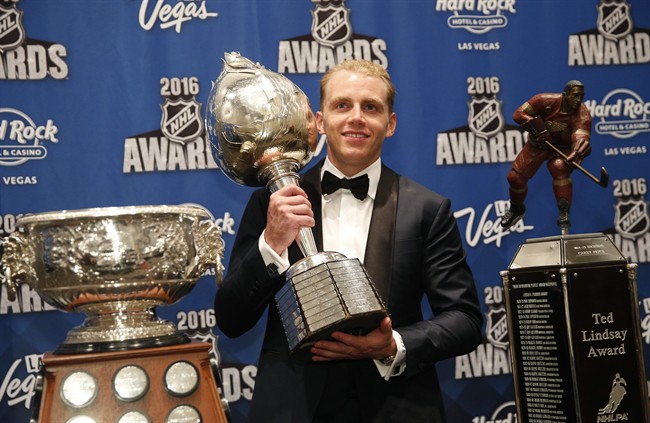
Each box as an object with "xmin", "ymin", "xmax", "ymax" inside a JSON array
[
  {"xmin": 276, "ymin": 257, "xmax": 387, "ymax": 358},
  {"xmin": 164, "ymin": 361, "xmax": 199, "ymax": 397},
  {"xmin": 60, "ymin": 371, "xmax": 97, "ymax": 408},
  {"xmin": 205, "ymin": 51, "xmax": 317, "ymax": 188},
  {"xmin": 166, "ymin": 404, "xmax": 202, "ymax": 423},
  {"xmin": 118, "ymin": 411, "xmax": 151, "ymax": 423},
  {"xmin": 113, "ymin": 365, "xmax": 149, "ymax": 401},
  {"xmin": 1, "ymin": 205, "xmax": 225, "ymax": 349}
]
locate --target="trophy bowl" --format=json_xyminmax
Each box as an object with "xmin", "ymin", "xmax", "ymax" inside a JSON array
[
  {"xmin": 1, "ymin": 205, "xmax": 224, "ymax": 354},
  {"xmin": 205, "ymin": 51, "xmax": 318, "ymax": 188}
]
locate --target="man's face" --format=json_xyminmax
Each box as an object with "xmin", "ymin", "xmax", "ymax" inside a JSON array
[
  {"xmin": 564, "ymin": 86, "xmax": 585, "ymax": 112},
  {"xmin": 316, "ymin": 70, "xmax": 396, "ymax": 176}
]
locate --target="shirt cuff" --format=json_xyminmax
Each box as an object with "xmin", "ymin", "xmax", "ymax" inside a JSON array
[
  {"xmin": 374, "ymin": 330, "xmax": 406, "ymax": 381},
  {"xmin": 258, "ymin": 230, "xmax": 290, "ymax": 275}
]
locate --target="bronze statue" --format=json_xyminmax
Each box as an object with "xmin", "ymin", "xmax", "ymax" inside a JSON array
[{"xmin": 501, "ymin": 80, "xmax": 602, "ymax": 234}]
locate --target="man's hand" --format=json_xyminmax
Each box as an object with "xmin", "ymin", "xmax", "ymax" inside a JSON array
[
  {"xmin": 265, "ymin": 185, "xmax": 315, "ymax": 255},
  {"xmin": 311, "ymin": 317, "xmax": 397, "ymax": 361},
  {"xmin": 520, "ymin": 116, "xmax": 552, "ymax": 150},
  {"xmin": 566, "ymin": 137, "xmax": 591, "ymax": 164}
]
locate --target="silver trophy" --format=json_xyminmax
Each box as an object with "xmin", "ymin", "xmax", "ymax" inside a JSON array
[
  {"xmin": 1, "ymin": 205, "xmax": 224, "ymax": 354},
  {"xmin": 206, "ymin": 52, "xmax": 387, "ymax": 359}
]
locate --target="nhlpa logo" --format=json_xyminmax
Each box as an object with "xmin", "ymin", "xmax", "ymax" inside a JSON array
[
  {"xmin": 468, "ymin": 98, "xmax": 504, "ymax": 139},
  {"xmin": 0, "ymin": 4, "xmax": 25, "ymax": 53},
  {"xmin": 311, "ymin": 0, "xmax": 352, "ymax": 48},
  {"xmin": 486, "ymin": 306, "xmax": 509, "ymax": 349},
  {"xmin": 597, "ymin": 0, "xmax": 633, "ymax": 41},
  {"xmin": 160, "ymin": 98, "xmax": 204, "ymax": 145},
  {"xmin": 598, "ymin": 373, "xmax": 628, "ymax": 419},
  {"xmin": 614, "ymin": 198, "xmax": 649, "ymax": 239}
]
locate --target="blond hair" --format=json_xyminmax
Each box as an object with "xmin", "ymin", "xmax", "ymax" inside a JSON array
[{"xmin": 320, "ymin": 60, "xmax": 395, "ymax": 113}]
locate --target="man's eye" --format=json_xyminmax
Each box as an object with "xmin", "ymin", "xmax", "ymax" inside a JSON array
[
  {"xmin": 336, "ymin": 103, "xmax": 348, "ymax": 109},
  {"xmin": 365, "ymin": 104, "xmax": 378, "ymax": 111}
]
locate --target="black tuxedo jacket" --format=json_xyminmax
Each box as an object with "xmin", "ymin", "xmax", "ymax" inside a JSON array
[{"xmin": 215, "ymin": 161, "xmax": 482, "ymax": 423}]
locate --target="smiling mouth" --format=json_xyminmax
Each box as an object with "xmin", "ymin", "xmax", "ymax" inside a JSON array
[{"xmin": 343, "ymin": 133, "xmax": 367, "ymax": 139}]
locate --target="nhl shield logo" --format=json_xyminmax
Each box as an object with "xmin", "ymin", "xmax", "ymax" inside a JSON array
[
  {"xmin": 597, "ymin": 0, "xmax": 633, "ymax": 41},
  {"xmin": 0, "ymin": 5, "xmax": 25, "ymax": 53},
  {"xmin": 614, "ymin": 198, "xmax": 649, "ymax": 239},
  {"xmin": 486, "ymin": 307, "xmax": 509, "ymax": 349},
  {"xmin": 311, "ymin": 4, "xmax": 352, "ymax": 48},
  {"xmin": 160, "ymin": 98, "xmax": 204, "ymax": 144},
  {"xmin": 468, "ymin": 98, "xmax": 504, "ymax": 139},
  {"xmin": 188, "ymin": 330, "xmax": 221, "ymax": 365}
]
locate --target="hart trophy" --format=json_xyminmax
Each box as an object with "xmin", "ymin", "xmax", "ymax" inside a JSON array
[
  {"xmin": 206, "ymin": 52, "xmax": 388, "ymax": 360},
  {"xmin": 1, "ymin": 205, "xmax": 231, "ymax": 423}
]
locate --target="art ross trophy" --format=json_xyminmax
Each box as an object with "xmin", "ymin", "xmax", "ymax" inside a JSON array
[
  {"xmin": 205, "ymin": 52, "xmax": 388, "ymax": 359},
  {"xmin": 1, "ymin": 205, "xmax": 230, "ymax": 423},
  {"xmin": 499, "ymin": 82, "xmax": 649, "ymax": 422}
]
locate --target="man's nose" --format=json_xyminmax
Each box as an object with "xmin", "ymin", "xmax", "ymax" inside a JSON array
[{"xmin": 348, "ymin": 105, "xmax": 364, "ymax": 122}]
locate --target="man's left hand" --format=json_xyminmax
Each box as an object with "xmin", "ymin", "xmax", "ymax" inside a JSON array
[{"xmin": 310, "ymin": 317, "xmax": 397, "ymax": 361}]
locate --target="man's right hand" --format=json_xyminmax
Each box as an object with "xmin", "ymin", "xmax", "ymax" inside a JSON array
[
  {"xmin": 521, "ymin": 116, "xmax": 552, "ymax": 149},
  {"xmin": 264, "ymin": 185, "xmax": 315, "ymax": 255}
]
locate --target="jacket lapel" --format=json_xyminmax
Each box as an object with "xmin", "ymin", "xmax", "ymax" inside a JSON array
[{"xmin": 363, "ymin": 165, "xmax": 398, "ymax": 304}]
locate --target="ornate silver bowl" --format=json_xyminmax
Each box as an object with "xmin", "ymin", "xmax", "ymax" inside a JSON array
[
  {"xmin": 1, "ymin": 205, "xmax": 224, "ymax": 353},
  {"xmin": 205, "ymin": 51, "xmax": 318, "ymax": 188}
]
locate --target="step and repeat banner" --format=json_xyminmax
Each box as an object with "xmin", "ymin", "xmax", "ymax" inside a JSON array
[{"xmin": 1, "ymin": 0, "xmax": 649, "ymax": 421}]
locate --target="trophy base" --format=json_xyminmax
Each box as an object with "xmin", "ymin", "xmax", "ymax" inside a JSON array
[
  {"xmin": 33, "ymin": 341, "xmax": 230, "ymax": 423},
  {"xmin": 54, "ymin": 332, "xmax": 190, "ymax": 354},
  {"xmin": 276, "ymin": 254, "xmax": 388, "ymax": 361},
  {"xmin": 59, "ymin": 306, "xmax": 185, "ymax": 351},
  {"xmin": 501, "ymin": 232, "xmax": 650, "ymax": 422},
  {"xmin": 290, "ymin": 310, "xmax": 388, "ymax": 361}
]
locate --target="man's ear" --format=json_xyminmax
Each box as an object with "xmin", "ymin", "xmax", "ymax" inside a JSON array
[
  {"xmin": 386, "ymin": 112, "xmax": 397, "ymax": 137},
  {"xmin": 315, "ymin": 111, "xmax": 325, "ymax": 134}
]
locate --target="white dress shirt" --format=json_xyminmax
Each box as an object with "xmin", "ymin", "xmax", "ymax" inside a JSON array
[{"xmin": 320, "ymin": 157, "xmax": 379, "ymax": 260}]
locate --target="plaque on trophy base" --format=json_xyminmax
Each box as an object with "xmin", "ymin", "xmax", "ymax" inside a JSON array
[
  {"xmin": 501, "ymin": 233, "xmax": 650, "ymax": 423},
  {"xmin": 32, "ymin": 341, "xmax": 229, "ymax": 423}
]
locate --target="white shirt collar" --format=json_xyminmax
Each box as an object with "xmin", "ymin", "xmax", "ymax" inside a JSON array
[{"xmin": 321, "ymin": 157, "xmax": 381, "ymax": 200}]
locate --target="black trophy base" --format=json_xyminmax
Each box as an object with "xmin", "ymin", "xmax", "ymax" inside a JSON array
[
  {"xmin": 53, "ymin": 332, "xmax": 190, "ymax": 354},
  {"xmin": 502, "ymin": 232, "xmax": 650, "ymax": 423}
]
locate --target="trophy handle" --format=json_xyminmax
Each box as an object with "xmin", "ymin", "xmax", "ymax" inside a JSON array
[
  {"xmin": 190, "ymin": 219, "xmax": 225, "ymax": 287},
  {"xmin": 1, "ymin": 231, "xmax": 36, "ymax": 302}
]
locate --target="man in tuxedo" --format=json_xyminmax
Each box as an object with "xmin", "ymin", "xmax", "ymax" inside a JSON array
[{"xmin": 215, "ymin": 60, "xmax": 482, "ymax": 422}]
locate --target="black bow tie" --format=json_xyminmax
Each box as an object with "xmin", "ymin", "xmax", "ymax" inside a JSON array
[{"xmin": 321, "ymin": 171, "xmax": 369, "ymax": 201}]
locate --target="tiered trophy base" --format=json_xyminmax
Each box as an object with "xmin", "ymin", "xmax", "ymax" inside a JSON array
[
  {"xmin": 276, "ymin": 255, "xmax": 388, "ymax": 361},
  {"xmin": 33, "ymin": 341, "xmax": 230, "ymax": 423}
]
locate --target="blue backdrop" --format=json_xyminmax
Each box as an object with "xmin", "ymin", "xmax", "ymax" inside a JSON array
[{"xmin": 1, "ymin": 0, "xmax": 649, "ymax": 421}]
